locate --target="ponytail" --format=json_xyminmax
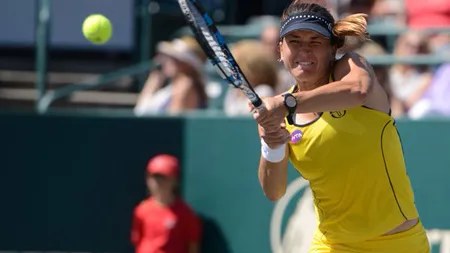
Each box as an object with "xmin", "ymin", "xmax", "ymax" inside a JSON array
[{"xmin": 332, "ymin": 14, "xmax": 370, "ymax": 50}]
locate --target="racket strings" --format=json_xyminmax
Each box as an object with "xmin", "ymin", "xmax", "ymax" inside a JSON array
[
  {"xmin": 185, "ymin": 2, "xmax": 242, "ymax": 87},
  {"xmin": 198, "ymin": 25, "xmax": 241, "ymax": 86}
]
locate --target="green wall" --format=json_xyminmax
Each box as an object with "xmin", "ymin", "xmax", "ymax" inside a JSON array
[
  {"xmin": 1, "ymin": 112, "xmax": 449, "ymax": 253},
  {"xmin": 183, "ymin": 116, "xmax": 450, "ymax": 253},
  {"xmin": 0, "ymin": 112, "xmax": 184, "ymax": 253}
]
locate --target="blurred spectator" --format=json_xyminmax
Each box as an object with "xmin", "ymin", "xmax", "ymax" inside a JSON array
[
  {"xmin": 324, "ymin": 0, "xmax": 339, "ymax": 18},
  {"xmin": 341, "ymin": 0, "xmax": 405, "ymax": 26},
  {"xmin": 259, "ymin": 24, "xmax": 296, "ymax": 94},
  {"xmin": 389, "ymin": 31, "xmax": 433, "ymax": 118},
  {"xmin": 371, "ymin": 0, "xmax": 406, "ymax": 26},
  {"xmin": 134, "ymin": 36, "xmax": 208, "ymax": 116},
  {"xmin": 131, "ymin": 154, "xmax": 201, "ymax": 253},
  {"xmin": 260, "ymin": 24, "xmax": 280, "ymax": 62},
  {"xmin": 354, "ymin": 41, "xmax": 392, "ymax": 98},
  {"xmin": 345, "ymin": 0, "xmax": 376, "ymax": 18},
  {"xmin": 223, "ymin": 40, "xmax": 278, "ymax": 116},
  {"xmin": 428, "ymin": 33, "xmax": 450, "ymax": 58},
  {"xmin": 408, "ymin": 35, "xmax": 450, "ymax": 119},
  {"xmin": 408, "ymin": 63, "xmax": 450, "ymax": 119},
  {"xmin": 405, "ymin": 0, "xmax": 450, "ymax": 29}
]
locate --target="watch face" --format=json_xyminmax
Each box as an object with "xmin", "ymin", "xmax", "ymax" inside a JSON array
[{"xmin": 285, "ymin": 96, "xmax": 297, "ymax": 107}]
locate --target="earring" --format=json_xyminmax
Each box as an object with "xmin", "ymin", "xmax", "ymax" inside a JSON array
[{"xmin": 278, "ymin": 58, "xmax": 283, "ymax": 63}]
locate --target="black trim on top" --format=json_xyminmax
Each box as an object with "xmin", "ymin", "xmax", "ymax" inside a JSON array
[
  {"xmin": 380, "ymin": 120, "xmax": 408, "ymax": 220},
  {"xmin": 393, "ymin": 119, "xmax": 406, "ymax": 155},
  {"xmin": 393, "ymin": 120, "xmax": 412, "ymax": 205},
  {"xmin": 288, "ymin": 112, "xmax": 324, "ymax": 127},
  {"xmin": 289, "ymin": 84, "xmax": 323, "ymax": 127}
]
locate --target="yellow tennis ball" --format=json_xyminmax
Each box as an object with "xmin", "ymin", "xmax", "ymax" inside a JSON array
[{"xmin": 82, "ymin": 14, "xmax": 112, "ymax": 44}]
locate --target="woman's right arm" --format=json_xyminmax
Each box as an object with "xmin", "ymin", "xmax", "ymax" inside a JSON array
[
  {"xmin": 257, "ymin": 124, "xmax": 290, "ymax": 201},
  {"xmin": 258, "ymin": 146, "xmax": 290, "ymax": 201}
]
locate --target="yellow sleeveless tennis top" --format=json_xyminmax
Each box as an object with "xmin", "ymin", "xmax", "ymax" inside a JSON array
[{"xmin": 285, "ymin": 80, "xmax": 419, "ymax": 244}]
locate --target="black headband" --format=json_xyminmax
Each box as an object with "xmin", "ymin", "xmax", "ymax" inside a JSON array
[{"xmin": 280, "ymin": 12, "xmax": 334, "ymax": 39}]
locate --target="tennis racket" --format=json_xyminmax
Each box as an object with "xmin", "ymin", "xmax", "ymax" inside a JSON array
[{"xmin": 177, "ymin": 0, "xmax": 264, "ymax": 108}]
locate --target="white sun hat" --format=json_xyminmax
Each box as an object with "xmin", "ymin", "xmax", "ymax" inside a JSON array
[{"xmin": 156, "ymin": 36, "xmax": 206, "ymax": 74}]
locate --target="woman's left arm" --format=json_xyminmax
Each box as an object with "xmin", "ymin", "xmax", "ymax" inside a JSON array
[{"xmin": 291, "ymin": 52, "xmax": 390, "ymax": 114}]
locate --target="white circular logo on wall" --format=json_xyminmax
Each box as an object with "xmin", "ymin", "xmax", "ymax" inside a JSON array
[{"xmin": 270, "ymin": 177, "xmax": 316, "ymax": 253}]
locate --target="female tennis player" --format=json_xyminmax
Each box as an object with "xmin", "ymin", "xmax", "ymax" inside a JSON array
[{"xmin": 251, "ymin": 0, "xmax": 431, "ymax": 252}]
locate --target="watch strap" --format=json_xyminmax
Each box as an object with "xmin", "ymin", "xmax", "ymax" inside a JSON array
[{"xmin": 283, "ymin": 93, "xmax": 297, "ymax": 125}]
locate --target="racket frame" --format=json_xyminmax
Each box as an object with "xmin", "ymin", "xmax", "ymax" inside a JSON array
[{"xmin": 177, "ymin": 0, "xmax": 263, "ymax": 108}]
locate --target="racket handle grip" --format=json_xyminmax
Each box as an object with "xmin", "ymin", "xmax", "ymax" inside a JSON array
[
  {"xmin": 250, "ymin": 99, "xmax": 265, "ymax": 114},
  {"xmin": 251, "ymin": 96, "xmax": 263, "ymax": 108},
  {"xmin": 253, "ymin": 98, "xmax": 294, "ymax": 126}
]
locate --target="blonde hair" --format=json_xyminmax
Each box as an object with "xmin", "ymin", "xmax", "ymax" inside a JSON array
[
  {"xmin": 231, "ymin": 40, "xmax": 278, "ymax": 88},
  {"xmin": 281, "ymin": 0, "xmax": 370, "ymax": 50}
]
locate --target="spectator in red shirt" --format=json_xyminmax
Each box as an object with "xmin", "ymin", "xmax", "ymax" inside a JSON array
[{"xmin": 131, "ymin": 154, "xmax": 201, "ymax": 253}]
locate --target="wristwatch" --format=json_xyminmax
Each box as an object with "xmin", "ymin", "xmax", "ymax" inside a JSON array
[{"xmin": 282, "ymin": 93, "xmax": 297, "ymax": 125}]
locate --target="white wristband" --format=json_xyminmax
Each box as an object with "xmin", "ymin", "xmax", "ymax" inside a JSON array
[{"xmin": 261, "ymin": 139, "xmax": 286, "ymax": 163}]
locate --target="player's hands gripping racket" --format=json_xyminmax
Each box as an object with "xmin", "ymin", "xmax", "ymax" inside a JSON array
[{"xmin": 177, "ymin": 0, "xmax": 264, "ymax": 109}]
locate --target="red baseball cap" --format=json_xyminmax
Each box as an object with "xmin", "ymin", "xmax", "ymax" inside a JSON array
[{"xmin": 146, "ymin": 154, "xmax": 179, "ymax": 178}]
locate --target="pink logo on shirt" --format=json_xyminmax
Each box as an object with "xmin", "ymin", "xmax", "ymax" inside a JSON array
[{"xmin": 290, "ymin": 129, "xmax": 303, "ymax": 144}]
